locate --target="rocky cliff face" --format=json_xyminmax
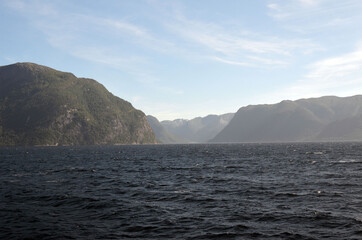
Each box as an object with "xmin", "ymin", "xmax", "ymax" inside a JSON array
[{"xmin": 0, "ymin": 62, "xmax": 157, "ymax": 146}]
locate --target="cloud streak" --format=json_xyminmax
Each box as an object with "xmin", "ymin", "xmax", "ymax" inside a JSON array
[
  {"xmin": 267, "ymin": 0, "xmax": 362, "ymax": 32},
  {"xmin": 264, "ymin": 43, "xmax": 362, "ymax": 102},
  {"xmin": 303, "ymin": 43, "xmax": 362, "ymax": 89},
  {"xmin": 5, "ymin": 0, "xmax": 57, "ymax": 16},
  {"xmin": 165, "ymin": 14, "xmax": 319, "ymax": 68}
]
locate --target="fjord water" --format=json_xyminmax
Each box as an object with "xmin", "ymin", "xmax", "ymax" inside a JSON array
[{"xmin": 1, "ymin": 143, "xmax": 361, "ymax": 239}]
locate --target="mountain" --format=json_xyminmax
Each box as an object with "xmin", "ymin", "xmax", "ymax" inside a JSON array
[
  {"xmin": 0, "ymin": 62, "xmax": 157, "ymax": 146},
  {"xmin": 146, "ymin": 115, "xmax": 189, "ymax": 143},
  {"xmin": 211, "ymin": 95, "xmax": 362, "ymax": 143},
  {"xmin": 160, "ymin": 113, "xmax": 234, "ymax": 143}
]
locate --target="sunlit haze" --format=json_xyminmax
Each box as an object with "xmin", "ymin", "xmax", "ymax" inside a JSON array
[{"xmin": 1, "ymin": 0, "xmax": 362, "ymax": 120}]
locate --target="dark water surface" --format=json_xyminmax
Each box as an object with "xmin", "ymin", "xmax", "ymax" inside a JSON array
[{"xmin": 0, "ymin": 143, "xmax": 361, "ymax": 239}]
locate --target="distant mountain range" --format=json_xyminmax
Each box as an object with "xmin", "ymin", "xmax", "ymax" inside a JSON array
[
  {"xmin": 211, "ymin": 95, "xmax": 362, "ymax": 143},
  {"xmin": 148, "ymin": 113, "xmax": 234, "ymax": 143},
  {"xmin": 0, "ymin": 62, "xmax": 157, "ymax": 146},
  {"xmin": 146, "ymin": 115, "xmax": 189, "ymax": 143}
]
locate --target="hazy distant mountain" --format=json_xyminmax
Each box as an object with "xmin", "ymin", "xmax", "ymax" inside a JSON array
[
  {"xmin": 160, "ymin": 113, "xmax": 234, "ymax": 143},
  {"xmin": 211, "ymin": 95, "xmax": 362, "ymax": 143},
  {"xmin": 317, "ymin": 115, "xmax": 362, "ymax": 141},
  {"xmin": 146, "ymin": 115, "xmax": 189, "ymax": 143},
  {"xmin": 0, "ymin": 62, "xmax": 157, "ymax": 146}
]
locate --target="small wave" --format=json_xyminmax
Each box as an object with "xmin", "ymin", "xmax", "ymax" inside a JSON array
[
  {"xmin": 274, "ymin": 191, "xmax": 311, "ymax": 197},
  {"xmin": 68, "ymin": 167, "xmax": 94, "ymax": 172},
  {"xmin": 124, "ymin": 225, "xmax": 158, "ymax": 233},
  {"xmin": 305, "ymin": 151, "xmax": 325, "ymax": 155},
  {"xmin": 11, "ymin": 173, "xmax": 30, "ymax": 177},
  {"xmin": 334, "ymin": 159, "xmax": 362, "ymax": 164},
  {"xmin": 313, "ymin": 151, "xmax": 324, "ymax": 155},
  {"xmin": 45, "ymin": 180, "xmax": 59, "ymax": 183},
  {"xmin": 274, "ymin": 192, "xmax": 299, "ymax": 197},
  {"xmin": 174, "ymin": 190, "xmax": 191, "ymax": 194}
]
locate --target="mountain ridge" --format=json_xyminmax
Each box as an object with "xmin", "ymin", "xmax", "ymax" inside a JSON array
[{"xmin": 211, "ymin": 95, "xmax": 362, "ymax": 143}]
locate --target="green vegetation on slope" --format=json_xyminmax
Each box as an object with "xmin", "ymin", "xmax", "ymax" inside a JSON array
[{"xmin": 0, "ymin": 62, "xmax": 157, "ymax": 146}]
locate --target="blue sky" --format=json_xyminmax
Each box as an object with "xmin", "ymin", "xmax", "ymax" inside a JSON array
[{"xmin": 1, "ymin": 0, "xmax": 362, "ymax": 120}]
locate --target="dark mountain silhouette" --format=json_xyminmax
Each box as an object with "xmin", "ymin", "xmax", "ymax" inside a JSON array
[
  {"xmin": 0, "ymin": 62, "xmax": 157, "ymax": 146},
  {"xmin": 211, "ymin": 95, "xmax": 362, "ymax": 143}
]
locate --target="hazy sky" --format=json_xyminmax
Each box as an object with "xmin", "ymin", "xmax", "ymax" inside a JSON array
[{"xmin": 1, "ymin": 0, "xmax": 362, "ymax": 120}]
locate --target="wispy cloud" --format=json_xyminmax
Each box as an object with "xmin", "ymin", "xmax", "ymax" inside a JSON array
[
  {"xmin": 298, "ymin": 0, "xmax": 323, "ymax": 7},
  {"xmin": 165, "ymin": 15, "xmax": 319, "ymax": 68},
  {"xmin": 299, "ymin": 43, "xmax": 362, "ymax": 96},
  {"xmin": 306, "ymin": 47, "xmax": 362, "ymax": 81},
  {"xmin": 267, "ymin": 0, "xmax": 362, "ymax": 32},
  {"xmin": 212, "ymin": 57, "xmax": 254, "ymax": 67},
  {"xmin": 261, "ymin": 43, "xmax": 362, "ymax": 102},
  {"xmin": 102, "ymin": 19, "xmax": 149, "ymax": 37},
  {"xmin": 173, "ymin": 23, "xmax": 289, "ymax": 55},
  {"xmin": 5, "ymin": 0, "xmax": 57, "ymax": 16}
]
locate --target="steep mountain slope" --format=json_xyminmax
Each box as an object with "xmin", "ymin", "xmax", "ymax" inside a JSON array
[
  {"xmin": 146, "ymin": 115, "xmax": 189, "ymax": 143},
  {"xmin": 161, "ymin": 113, "xmax": 234, "ymax": 143},
  {"xmin": 211, "ymin": 96, "xmax": 362, "ymax": 143},
  {"xmin": 0, "ymin": 62, "xmax": 157, "ymax": 146}
]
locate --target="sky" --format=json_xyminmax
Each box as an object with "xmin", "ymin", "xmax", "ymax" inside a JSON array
[{"xmin": 1, "ymin": 0, "xmax": 362, "ymax": 121}]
